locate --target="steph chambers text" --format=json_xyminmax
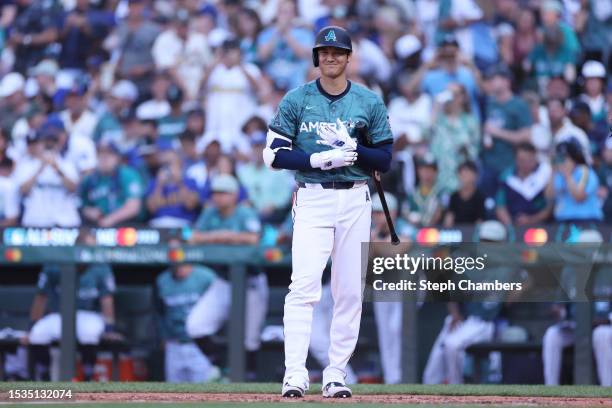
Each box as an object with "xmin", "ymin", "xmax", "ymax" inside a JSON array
[{"xmin": 372, "ymin": 279, "xmax": 523, "ymax": 292}]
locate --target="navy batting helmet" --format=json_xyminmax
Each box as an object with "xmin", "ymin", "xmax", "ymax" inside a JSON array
[{"xmin": 312, "ymin": 26, "xmax": 352, "ymax": 67}]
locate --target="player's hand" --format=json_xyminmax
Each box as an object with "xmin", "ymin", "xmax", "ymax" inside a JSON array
[
  {"xmin": 318, "ymin": 119, "xmax": 357, "ymax": 151},
  {"xmin": 310, "ymin": 149, "xmax": 357, "ymax": 170}
]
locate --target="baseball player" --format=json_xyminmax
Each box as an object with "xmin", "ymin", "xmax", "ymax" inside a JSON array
[
  {"xmin": 370, "ymin": 192, "xmax": 413, "ymax": 384},
  {"xmin": 423, "ymin": 220, "xmax": 510, "ymax": 384},
  {"xmin": 263, "ymin": 26, "xmax": 393, "ymax": 398},
  {"xmin": 28, "ymin": 261, "xmax": 117, "ymax": 381},
  {"xmin": 155, "ymin": 262, "xmax": 218, "ymax": 383},
  {"xmin": 542, "ymin": 229, "xmax": 612, "ymax": 386},
  {"xmin": 187, "ymin": 174, "xmax": 268, "ymax": 380}
]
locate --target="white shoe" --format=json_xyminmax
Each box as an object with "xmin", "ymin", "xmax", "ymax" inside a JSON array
[
  {"xmin": 322, "ymin": 382, "xmax": 352, "ymax": 398},
  {"xmin": 281, "ymin": 379, "xmax": 308, "ymax": 398}
]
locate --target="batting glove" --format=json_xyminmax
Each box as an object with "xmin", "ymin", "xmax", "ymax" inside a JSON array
[
  {"xmin": 310, "ymin": 148, "xmax": 358, "ymax": 170},
  {"xmin": 318, "ymin": 119, "xmax": 357, "ymax": 151}
]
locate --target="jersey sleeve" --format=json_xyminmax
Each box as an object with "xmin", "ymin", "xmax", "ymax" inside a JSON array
[
  {"xmin": 121, "ymin": 167, "xmax": 144, "ymax": 199},
  {"xmin": 269, "ymin": 90, "xmax": 300, "ymax": 140},
  {"xmin": 368, "ymin": 96, "xmax": 394, "ymax": 145}
]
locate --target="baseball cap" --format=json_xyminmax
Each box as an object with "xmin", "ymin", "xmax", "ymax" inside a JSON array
[
  {"xmin": 174, "ymin": 8, "xmax": 190, "ymax": 23},
  {"xmin": 67, "ymin": 82, "xmax": 88, "ymax": 96},
  {"xmin": 394, "ymin": 34, "xmax": 422, "ymax": 59},
  {"xmin": 0, "ymin": 72, "xmax": 25, "ymax": 98},
  {"xmin": 576, "ymin": 229, "xmax": 603, "ymax": 244},
  {"xmin": 438, "ymin": 33, "xmax": 459, "ymax": 47},
  {"xmin": 30, "ymin": 59, "xmax": 59, "ymax": 77},
  {"xmin": 111, "ymin": 80, "xmax": 138, "ymax": 101},
  {"xmin": 211, "ymin": 174, "xmax": 239, "ymax": 194},
  {"xmin": 40, "ymin": 115, "xmax": 65, "ymax": 138},
  {"xmin": 166, "ymin": 84, "xmax": 183, "ymax": 104},
  {"xmin": 485, "ymin": 65, "xmax": 513, "ymax": 80},
  {"xmin": 416, "ymin": 152, "xmax": 437, "ymax": 169},
  {"xmin": 581, "ymin": 60, "xmax": 606, "ymax": 79},
  {"xmin": 541, "ymin": 0, "xmax": 563, "ymax": 14},
  {"xmin": 221, "ymin": 38, "xmax": 241, "ymax": 51},
  {"xmin": 97, "ymin": 139, "xmax": 122, "ymax": 155},
  {"xmin": 372, "ymin": 192, "xmax": 398, "ymax": 213},
  {"xmin": 478, "ymin": 220, "xmax": 507, "ymax": 242}
]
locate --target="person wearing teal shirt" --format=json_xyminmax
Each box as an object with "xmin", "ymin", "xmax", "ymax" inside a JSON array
[
  {"xmin": 156, "ymin": 263, "xmax": 218, "ymax": 383},
  {"xmin": 480, "ymin": 66, "xmax": 532, "ymax": 199},
  {"xmin": 264, "ymin": 26, "xmax": 393, "ymax": 398},
  {"xmin": 28, "ymin": 261, "xmax": 117, "ymax": 381},
  {"xmin": 188, "ymin": 174, "xmax": 266, "ymax": 380},
  {"xmin": 79, "ymin": 140, "xmax": 144, "ymax": 227},
  {"xmin": 156, "ymin": 84, "xmax": 186, "ymax": 141}
]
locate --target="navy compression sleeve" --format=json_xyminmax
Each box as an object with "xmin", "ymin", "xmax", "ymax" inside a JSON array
[
  {"xmin": 355, "ymin": 142, "xmax": 393, "ymax": 172},
  {"xmin": 272, "ymin": 149, "xmax": 313, "ymax": 171}
]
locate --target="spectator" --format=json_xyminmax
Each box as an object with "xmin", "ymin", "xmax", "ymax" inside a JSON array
[
  {"xmin": 113, "ymin": 0, "xmax": 160, "ymax": 97},
  {"xmin": 236, "ymin": 8, "xmax": 263, "ymax": 65},
  {"xmin": 402, "ymin": 154, "xmax": 444, "ymax": 227},
  {"xmin": 156, "ymin": 261, "xmax": 219, "ymax": 383},
  {"xmin": 429, "ymin": 82, "xmax": 480, "ymax": 193},
  {"xmin": 187, "ymin": 174, "xmax": 267, "ymax": 379},
  {"xmin": 0, "ymin": 72, "xmax": 29, "ymax": 137},
  {"xmin": 574, "ymin": 0, "xmax": 612, "ymax": 65},
  {"xmin": 44, "ymin": 115, "xmax": 97, "ymax": 175},
  {"xmin": 28, "ymin": 59, "xmax": 58, "ymax": 112},
  {"xmin": 13, "ymin": 128, "xmax": 80, "ymax": 227},
  {"xmin": 436, "ymin": 0, "xmax": 484, "ymax": 61},
  {"xmin": 512, "ymin": 9, "xmax": 538, "ymax": 71},
  {"xmin": 408, "ymin": 33, "xmax": 482, "ymax": 119},
  {"xmin": 597, "ymin": 138, "xmax": 612, "ymax": 222},
  {"xmin": 135, "ymin": 74, "xmax": 171, "ymax": 121},
  {"xmin": 496, "ymin": 142, "xmax": 552, "ymax": 226},
  {"xmin": 7, "ymin": 0, "xmax": 61, "ymax": 74},
  {"xmin": 523, "ymin": 91, "xmax": 553, "ymax": 162},
  {"xmin": 58, "ymin": 0, "xmax": 113, "ymax": 74},
  {"xmin": 443, "ymin": 161, "xmax": 485, "ymax": 227},
  {"xmin": 145, "ymin": 150, "xmax": 200, "ymax": 228},
  {"xmin": 480, "ymin": 66, "xmax": 532, "ymax": 199},
  {"xmin": 0, "ymin": 156, "xmax": 18, "ymax": 227},
  {"xmin": 79, "ymin": 140, "xmax": 143, "ymax": 227},
  {"xmin": 578, "ymin": 60, "xmax": 608, "ymax": 124},
  {"xmin": 547, "ymin": 98, "xmax": 591, "ymax": 163},
  {"xmin": 157, "ymin": 84, "xmax": 186, "ymax": 142},
  {"xmin": 93, "ymin": 79, "xmax": 138, "ymax": 143},
  {"xmin": 547, "ymin": 138, "xmax": 602, "ymax": 222},
  {"xmin": 152, "ymin": 9, "xmax": 212, "ymax": 101},
  {"xmin": 203, "ymin": 39, "xmax": 260, "ymax": 153},
  {"xmin": 237, "ymin": 131, "xmax": 293, "ymax": 222},
  {"xmin": 200, "ymin": 153, "xmax": 248, "ymax": 204},
  {"xmin": 60, "ymin": 82, "xmax": 98, "ymax": 141},
  {"xmin": 540, "ymin": 0, "xmax": 581, "ymax": 62},
  {"xmin": 180, "ymin": 130, "xmax": 207, "ymax": 190},
  {"xmin": 256, "ymin": 0, "xmax": 313, "ymax": 90},
  {"xmin": 570, "ymin": 101, "xmax": 608, "ymax": 157}
]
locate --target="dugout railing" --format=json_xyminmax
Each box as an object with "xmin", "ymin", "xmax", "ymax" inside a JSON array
[{"xmin": 0, "ymin": 224, "xmax": 607, "ymax": 383}]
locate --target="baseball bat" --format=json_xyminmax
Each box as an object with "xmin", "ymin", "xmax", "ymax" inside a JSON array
[{"xmin": 354, "ymin": 122, "xmax": 400, "ymax": 245}]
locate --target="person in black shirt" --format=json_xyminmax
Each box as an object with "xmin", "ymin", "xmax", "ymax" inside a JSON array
[{"xmin": 443, "ymin": 161, "xmax": 485, "ymax": 227}]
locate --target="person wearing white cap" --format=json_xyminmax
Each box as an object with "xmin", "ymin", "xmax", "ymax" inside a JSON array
[
  {"xmin": 370, "ymin": 191, "xmax": 413, "ymax": 384},
  {"xmin": 92, "ymin": 80, "xmax": 138, "ymax": 144},
  {"xmin": 0, "ymin": 72, "xmax": 29, "ymax": 135},
  {"xmin": 541, "ymin": 229, "xmax": 612, "ymax": 386},
  {"xmin": 579, "ymin": 60, "xmax": 608, "ymax": 124},
  {"xmin": 423, "ymin": 220, "xmax": 513, "ymax": 384}
]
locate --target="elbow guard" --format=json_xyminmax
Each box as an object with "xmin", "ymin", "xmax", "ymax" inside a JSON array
[{"xmin": 263, "ymin": 129, "xmax": 292, "ymax": 169}]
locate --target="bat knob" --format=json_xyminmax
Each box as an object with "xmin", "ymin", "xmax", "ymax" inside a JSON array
[{"xmin": 391, "ymin": 236, "xmax": 401, "ymax": 246}]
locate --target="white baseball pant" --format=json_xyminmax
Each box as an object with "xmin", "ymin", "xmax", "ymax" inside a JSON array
[
  {"xmin": 284, "ymin": 184, "xmax": 371, "ymax": 386},
  {"xmin": 310, "ymin": 283, "xmax": 358, "ymax": 384},
  {"xmin": 423, "ymin": 315, "xmax": 494, "ymax": 384},
  {"xmin": 593, "ymin": 324, "xmax": 612, "ymax": 387},
  {"xmin": 165, "ymin": 341, "xmax": 213, "ymax": 383},
  {"xmin": 542, "ymin": 323, "xmax": 575, "ymax": 385},
  {"xmin": 186, "ymin": 274, "xmax": 269, "ymax": 351},
  {"xmin": 29, "ymin": 310, "xmax": 105, "ymax": 345},
  {"xmin": 374, "ymin": 301, "xmax": 403, "ymax": 384}
]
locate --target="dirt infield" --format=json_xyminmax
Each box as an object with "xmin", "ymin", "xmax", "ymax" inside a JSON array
[{"xmin": 71, "ymin": 392, "xmax": 612, "ymax": 406}]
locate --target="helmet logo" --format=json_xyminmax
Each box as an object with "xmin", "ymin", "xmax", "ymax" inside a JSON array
[{"xmin": 324, "ymin": 30, "xmax": 336, "ymax": 42}]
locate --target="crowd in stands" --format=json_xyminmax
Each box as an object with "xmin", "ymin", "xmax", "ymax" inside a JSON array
[{"xmin": 0, "ymin": 0, "xmax": 610, "ymax": 235}]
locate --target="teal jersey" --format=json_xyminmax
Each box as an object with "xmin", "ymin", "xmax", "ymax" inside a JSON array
[
  {"xmin": 156, "ymin": 265, "xmax": 216, "ymax": 341},
  {"xmin": 157, "ymin": 114, "xmax": 187, "ymax": 141},
  {"xmin": 269, "ymin": 79, "xmax": 393, "ymax": 183},
  {"xmin": 79, "ymin": 165, "xmax": 144, "ymax": 215},
  {"xmin": 37, "ymin": 264, "xmax": 116, "ymax": 312},
  {"xmin": 194, "ymin": 204, "xmax": 262, "ymax": 234}
]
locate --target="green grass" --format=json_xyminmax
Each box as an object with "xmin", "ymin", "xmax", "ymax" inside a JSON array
[{"xmin": 0, "ymin": 382, "xmax": 611, "ymax": 398}]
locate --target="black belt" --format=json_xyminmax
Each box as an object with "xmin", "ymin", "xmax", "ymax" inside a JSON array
[{"xmin": 297, "ymin": 181, "xmax": 362, "ymax": 189}]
